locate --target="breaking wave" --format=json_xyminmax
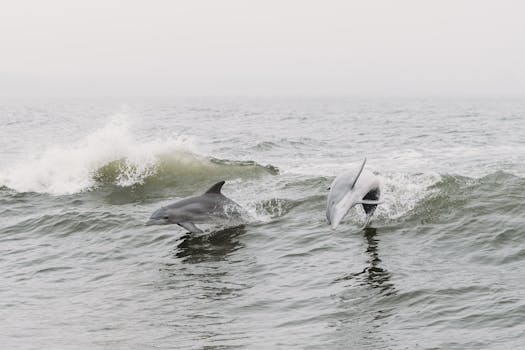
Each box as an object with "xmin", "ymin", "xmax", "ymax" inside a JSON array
[{"xmin": 0, "ymin": 118, "xmax": 277, "ymax": 195}]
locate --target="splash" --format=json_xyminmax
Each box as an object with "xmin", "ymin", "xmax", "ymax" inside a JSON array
[
  {"xmin": 0, "ymin": 117, "xmax": 276, "ymax": 195},
  {"xmin": 375, "ymin": 171, "xmax": 442, "ymax": 221}
]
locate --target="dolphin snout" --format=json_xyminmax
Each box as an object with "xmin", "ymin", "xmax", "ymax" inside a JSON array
[
  {"xmin": 327, "ymin": 206, "xmax": 344, "ymax": 230},
  {"xmin": 328, "ymin": 196, "xmax": 359, "ymax": 229},
  {"xmin": 329, "ymin": 211, "xmax": 344, "ymax": 230}
]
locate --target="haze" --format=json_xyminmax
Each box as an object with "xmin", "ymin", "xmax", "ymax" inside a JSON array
[{"xmin": 1, "ymin": 0, "xmax": 524, "ymax": 97}]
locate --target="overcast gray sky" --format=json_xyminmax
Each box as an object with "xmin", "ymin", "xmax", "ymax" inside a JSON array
[{"xmin": 1, "ymin": 0, "xmax": 524, "ymax": 97}]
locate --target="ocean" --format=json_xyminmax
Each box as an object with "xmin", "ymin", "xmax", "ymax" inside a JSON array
[{"xmin": 1, "ymin": 97, "xmax": 524, "ymax": 349}]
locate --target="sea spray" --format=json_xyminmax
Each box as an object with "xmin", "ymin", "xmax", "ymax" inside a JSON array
[{"xmin": 0, "ymin": 117, "xmax": 277, "ymax": 195}]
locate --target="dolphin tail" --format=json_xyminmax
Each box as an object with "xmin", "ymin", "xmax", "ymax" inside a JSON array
[{"xmin": 351, "ymin": 158, "xmax": 367, "ymax": 189}]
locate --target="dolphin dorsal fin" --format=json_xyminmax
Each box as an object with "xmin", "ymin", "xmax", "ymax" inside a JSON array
[
  {"xmin": 351, "ymin": 158, "xmax": 367, "ymax": 189},
  {"xmin": 205, "ymin": 181, "xmax": 225, "ymax": 194}
]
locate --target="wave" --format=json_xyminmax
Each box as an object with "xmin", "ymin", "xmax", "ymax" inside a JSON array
[
  {"xmin": 396, "ymin": 171, "xmax": 525, "ymax": 224},
  {"xmin": 0, "ymin": 118, "xmax": 278, "ymax": 195},
  {"xmin": 374, "ymin": 171, "xmax": 441, "ymax": 221},
  {"xmin": 251, "ymin": 197, "xmax": 313, "ymax": 220},
  {"xmin": 278, "ymin": 170, "xmax": 525, "ymax": 227}
]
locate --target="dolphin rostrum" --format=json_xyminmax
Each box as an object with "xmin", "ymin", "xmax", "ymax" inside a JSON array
[
  {"xmin": 326, "ymin": 158, "xmax": 382, "ymax": 229},
  {"xmin": 146, "ymin": 181, "xmax": 244, "ymax": 233}
]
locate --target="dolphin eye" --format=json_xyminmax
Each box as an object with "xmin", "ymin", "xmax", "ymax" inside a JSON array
[{"xmin": 163, "ymin": 216, "xmax": 169, "ymax": 220}]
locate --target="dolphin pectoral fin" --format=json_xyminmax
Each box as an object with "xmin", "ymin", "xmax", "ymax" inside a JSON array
[{"xmin": 177, "ymin": 222, "xmax": 203, "ymax": 233}]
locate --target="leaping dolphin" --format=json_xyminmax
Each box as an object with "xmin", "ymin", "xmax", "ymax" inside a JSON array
[
  {"xmin": 326, "ymin": 159, "xmax": 382, "ymax": 229},
  {"xmin": 146, "ymin": 181, "xmax": 244, "ymax": 233}
]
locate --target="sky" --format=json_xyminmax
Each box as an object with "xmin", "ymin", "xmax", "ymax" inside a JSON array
[{"xmin": 0, "ymin": 0, "xmax": 524, "ymax": 97}]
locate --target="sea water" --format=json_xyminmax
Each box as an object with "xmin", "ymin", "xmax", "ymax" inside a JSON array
[{"xmin": 1, "ymin": 97, "xmax": 524, "ymax": 349}]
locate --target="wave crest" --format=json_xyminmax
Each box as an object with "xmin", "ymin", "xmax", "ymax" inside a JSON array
[{"xmin": 0, "ymin": 118, "xmax": 277, "ymax": 195}]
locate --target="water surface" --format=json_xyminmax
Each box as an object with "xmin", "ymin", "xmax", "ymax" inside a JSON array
[{"xmin": 1, "ymin": 97, "xmax": 524, "ymax": 349}]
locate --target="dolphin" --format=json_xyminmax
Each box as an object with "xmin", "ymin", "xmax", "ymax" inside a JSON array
[
  {"xmin": 146, "ymin": 181, "xmax": 244, "ymax": 233},
  {"xmin": 326, "ymin": 159, "xmax": 382, "ymax": 229}
]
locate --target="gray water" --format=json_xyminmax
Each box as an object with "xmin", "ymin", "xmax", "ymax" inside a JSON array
[{"xmin": 1, "ymin": 97, "xmax": 524, "ymax": 349}]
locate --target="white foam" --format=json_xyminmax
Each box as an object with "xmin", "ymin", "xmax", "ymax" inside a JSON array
[
  {"xmin": 0, "ymin": 116, "xmax": 197, "ymax": 195},
  {"xmin": 374, "ymin": 171, "xmax": 441, "ymax": 221},
  {"xmin": 317, "ymin": 171, "xmax": 440, "ymax": 225}
]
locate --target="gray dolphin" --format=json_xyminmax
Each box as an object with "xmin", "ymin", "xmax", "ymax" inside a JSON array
[
  {"xmin": 146, "ymin": 181, "xmax": 244, "ymax": 233},
  {"xmin": 326, "ymin": 159, "xmax": 382, "ymax": 229}
]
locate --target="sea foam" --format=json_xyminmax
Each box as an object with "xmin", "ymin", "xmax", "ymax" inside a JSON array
[{"xmin": 0, "ymin": 117, "xmax": 197, "ymax": 195}]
